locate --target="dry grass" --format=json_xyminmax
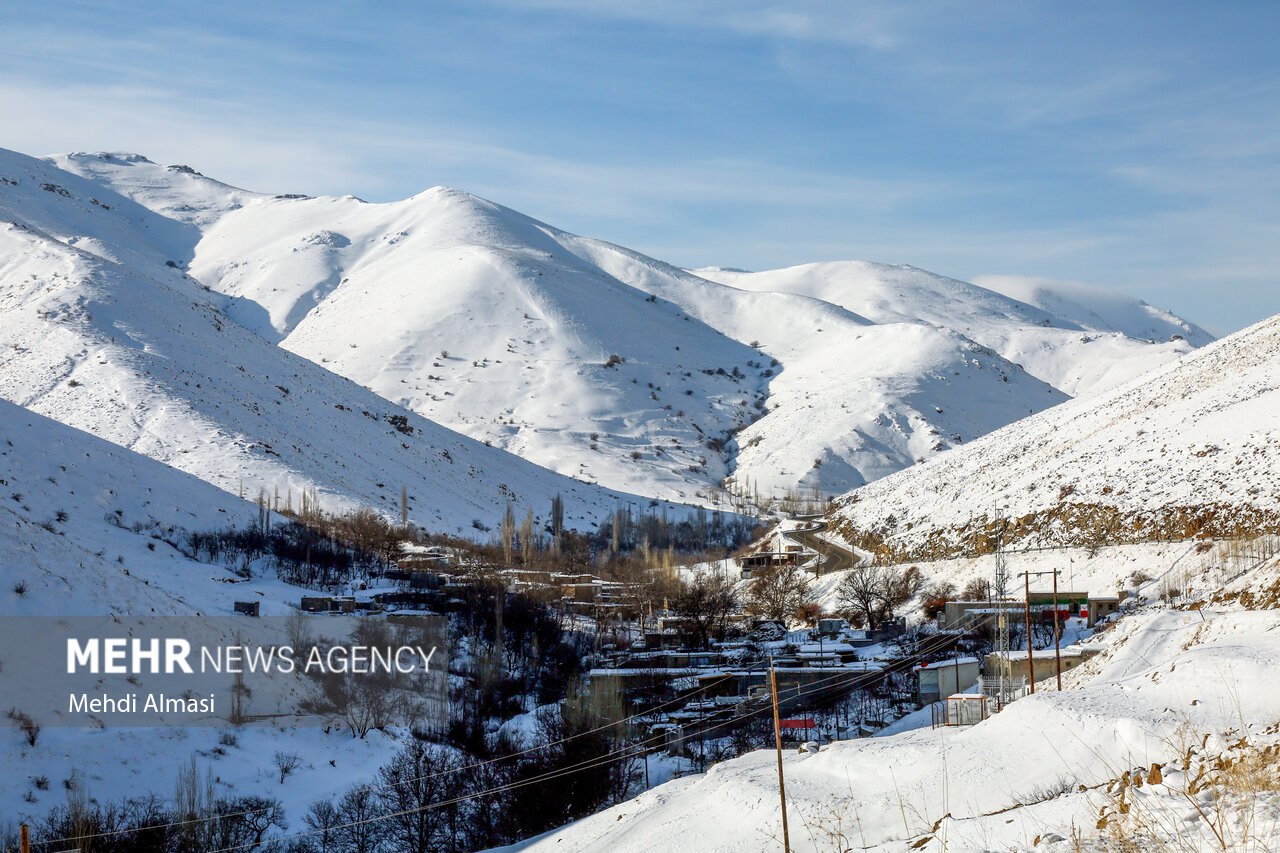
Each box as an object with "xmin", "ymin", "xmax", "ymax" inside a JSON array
[
  {"xmin": 1082, "ymin": 727, "xmax": 1280, "ymax": 852},
  {"xmin": 830, "ymin": 503, "xmax": 1280, "ymax": 565}
]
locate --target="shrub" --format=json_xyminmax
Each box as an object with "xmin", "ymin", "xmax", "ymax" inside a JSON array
[
  {"xmin": 8, "ymin": 708, "xmax": 39, "ymax": 746},
  {"xmin": 274, "ymin": 750, "xmax": 302, "ymax": 783}
]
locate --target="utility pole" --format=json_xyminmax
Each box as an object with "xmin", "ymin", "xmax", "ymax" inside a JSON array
[
  {"xmin": 1024, "ymin": 570, "xmax": 1035, "ymax": 693},
  {"xmin": 1052, "ymin": 569, "xmax": 1063, "ymax": 692},
  {"xmin": 770, "ymin": 663, "xmax": 792, "ymax": 853},
  {"xmin": 993, "ymin": 507, "xmax": 1010, "ymax": 708},
  {"xmin": 698, "ymin": 685, "xmax": 706, "ymax": 773},
  {"xmin": 1021, "ymin": 570, "xmax": 1063, "ymax": 695},
  {"xmin": 20, "ymin": 823, "xmax": 28, "ymax": 853}
]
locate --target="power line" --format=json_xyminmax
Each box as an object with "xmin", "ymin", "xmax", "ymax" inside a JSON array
[
  {"xmin": 206, "ymin": 628, "xmax": 986, "ymax": 852},
  {"xmin": 34, "ymin": 670, "xmax": 738, "ymax": 847},
  {"xmin": 38, "ymin": 625, "xmax": 982, "ymax": 850}
]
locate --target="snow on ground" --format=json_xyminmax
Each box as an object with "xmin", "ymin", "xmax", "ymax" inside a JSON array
[
  {"xmin": 32, "ymin": 148, "xmax": 1208, "ymax": 502},
  {"xmin": 698, "ymin": 262, "xmax": 1207, "ymax": 398},
  {"xmin": 0, "ymin": 147, "xmax": 712, "ymax": 536},
  {"xmin": 0, "ymin": 393, "xmax": 419, "ymax": 826},
  {"xmin": 497, "ymin": 561, "xmax": 1280, "ymax": 852},
  {"xmin": 0, "ymin": 395, "xmax": 258, "ymax": 616},
  {"xmin": 828, "ymin": 312, "xmax": 1280, "ymax": 557},
  {"xmin": 5, "ymin": 722, "xmax": 409, "ymax": 837},
  {"xmin": 973, "ymin": 273, "xmax": 1213, "ymax": 347}
]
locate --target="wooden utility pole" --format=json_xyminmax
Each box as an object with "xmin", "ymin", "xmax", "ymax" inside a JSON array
[
  {"xmin": 1024, "ymin": 571, "xmax": 1035, "ymax": 693},
  {"xmin": 1021, "ymin": 570, "xmax": 1064, "ymax": 695},
  {"xmin": 20, "ymin": 823, "xmax": 28, "ymax": 853},
  {"xmin": 1051, "ymin": 569, "xmax": 1063, "ymax": 692},
  {"xmin": 769, "ymin": 664, "xmax": 792, "ymax": 853}
]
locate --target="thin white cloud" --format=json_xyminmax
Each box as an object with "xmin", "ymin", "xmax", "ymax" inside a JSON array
[{"xmin": 480, "ymin": 0, "xmax": 911, "ymax": 50}]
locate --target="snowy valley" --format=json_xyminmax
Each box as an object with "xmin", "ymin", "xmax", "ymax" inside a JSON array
[{"xmin": 1, "ymin": 143, "xmax": 1277, "ymax": 853}]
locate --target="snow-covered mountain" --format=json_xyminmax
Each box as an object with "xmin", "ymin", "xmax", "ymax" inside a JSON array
[
  {"xmin": 825, "ymin": 312, "xmax": 1280, "ymax": 562},
  {"xmin": 973, "ymin": 273, "xmax": 1212, "ymax": 346},
  {"xmin": 33, "ymin": 149, "xmax": 1209, "ymax": 502},
  {"xmin": 697, "ymin": 262, "xmax": 1209, "ymax": 397},
  {"xmin": 0, "ymin": 148, "xmax": 700, "ymax": 535}
]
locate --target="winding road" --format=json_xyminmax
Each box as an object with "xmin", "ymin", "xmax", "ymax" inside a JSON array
[{"xmin": 786, "ymin": 514, "xmax": 861, "ymax": 576}]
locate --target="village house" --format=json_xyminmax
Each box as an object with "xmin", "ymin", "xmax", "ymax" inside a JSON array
[
  {"xmin": 915, "ymin": 657, "xmax": 981, "ymax": 706},
  {"xmin": 983, "ymin": 646, "xmax": 1102, "ymax": 685},
  {"xmin": 938, "ymin": 590, "xmax": 1126, "ymax": 631}
]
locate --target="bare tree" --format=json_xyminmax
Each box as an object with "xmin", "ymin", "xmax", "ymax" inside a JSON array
[
  {"xmin": 836, "ymin": 564, "xmax": 919, "ymax": 631},
  {"xmin": 960, "ymin": 577, "xmax": 991, "ymax": 601},
  {"xmin": 672, "ymin": 571, "xmax": 739, "ymax": 649},
  {"xmin": 550, "ymin": 494, "xmax": 564, "ymax": 555},
  {"xmin": 333, "ymin": 785, "xmax": 387, "ymax": 853},
  {"xmin": 274, "ymin": 750, "xmax": 302, "ymax": 783},
  {"xmin": 920, "ymin": 580, "xmax": 956, "ymax": 620},
  {"xmin": 305, "ymin": 799, "xmax": 342, "ymax": 853},
  {"xmin": 501, "ymin": 502, "xmax": 515, "ymax": 564},
  {"xmin": 521, "ymin": 507, "xmax": 535, "ymax": 564},
  {"xmin": 377, "ymin": 740, "xmax": 465, "ymax": 853},
  {"xmin": 209, "ymin": 795, "xmax": 285, "ymax": 851},
  {"xmin": 744, "ymin": 564, "xmax": 813, "ymax": 624}
]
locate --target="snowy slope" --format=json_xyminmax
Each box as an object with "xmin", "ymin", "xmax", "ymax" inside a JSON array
[
  {"xmin": 0, "ymin": 396, "xmax": 260, "ymax": 617},
  {"xmin": 0, "ymin": 396, "xmax": 422, "ymax": 829},
  {"xmin": 826, "ymin": 313, "xmax": 1280, "ymax": 561},
  {"xmin": 184, "ymin": 187, "xmax": 768, "ymax": 502},
  {"xmin": 499, "ymin": 562, "xmax": 1280, "ymax": 852},
  {"xmin": 698, "ymin": 262, "xmax": 1207, "ymax": 397},
  {"xmin": 0, "ymin": 149, "xmax": 697, "ymax": 535},
  {"xmin": 974, "ymin": 273, "xmax": 1213, "ymax": 345},
  {"xmin": 40, "ymin": 149, "xmax": 1207, "ymax": 501},
  {"xmin": 56, "ymin": 155, "xmax": 1066, "ymax": 500},
  {"xmin": 554, "ymin": 236, "xmax": 1069, "ymax": 493}
]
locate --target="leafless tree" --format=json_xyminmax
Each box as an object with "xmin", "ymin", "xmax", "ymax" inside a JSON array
[
  {"xmin": 744, "ymin": 564, "xmax": 813, "ymax": 624},
  {"xmin": 961, "ymin": 577, "xmax": 991, "ymax": 601},
  {"xmin": 672, "ymin": 571, "xmax": 739, "ymax": 648},
  {"xmin": 836, "ymin": 564, "xmax": 921, "ymax": 631},
  {"xmin": 274, "ymin": 750, "xmax": 302, "ymax": 783}
]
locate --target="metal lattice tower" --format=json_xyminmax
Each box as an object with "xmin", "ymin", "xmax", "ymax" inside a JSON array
[{"xmin": 992, "ymin": 510, "xmax": 1011, "ymax": 706}]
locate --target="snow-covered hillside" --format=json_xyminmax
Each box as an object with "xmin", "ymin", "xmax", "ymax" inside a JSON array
[
  {"xmin": 499, "ymin": 561, "xmax": 1280, "ymax": 852},
  {"xmin": 698, "ymin": 262, "xmax": 1209, "ymax": 397},
  {"xmin": 0, "ymin": 149, "xmax": 699, "ymax": 535},
  {"xmin": 187, "ymin": 186, "xmax": 769, "ymax": 502},
  {"xmin": 974, "ymin": 273, "xmax": 1213, "ymax": 346},
  {"xmin": 826, "ymin": 312, "xmax": 1280, "ymax": 561},
  {"xmin": 0, "ymin": 395, "xmax": 258, "ymax": 616},
  {"xmin": 35, "ymin": 149, "xmax": 1206, "ymax": 500},
  {"xmin": 178, "ymin": 179, "xmax": 1067, "ymax": 500},
  {"xmin": 0, "ymin": 396, "xmax": 423, "ymax": 828}
]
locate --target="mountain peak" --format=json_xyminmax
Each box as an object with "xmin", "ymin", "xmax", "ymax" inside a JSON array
[{"xmin": 61, "ymin": 150, "xmax": 156, "ymax": 165}]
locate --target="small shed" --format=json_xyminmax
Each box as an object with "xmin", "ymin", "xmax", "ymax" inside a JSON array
[
  {"xmin": 816, "ymin": 617, "xmax": 849, "ymax": 637},
  {"xmin": 916, "ymin": 657, "xmax": 980, "ymax": 706},
  {"xmin": 933, "ymin": 694, "xmax": 996, "ymax": 727},
  {"xmin": 233, "ymin": 600, "xmax": 260, "ymax": 618}
]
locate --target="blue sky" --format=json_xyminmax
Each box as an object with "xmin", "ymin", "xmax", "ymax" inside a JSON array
[{"xmin": 4, "ymin": 0, "xmax": 1278, "ymax": 334}]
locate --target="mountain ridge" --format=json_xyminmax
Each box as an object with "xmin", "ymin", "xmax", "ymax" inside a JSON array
[
  {"xmin": 824, "ymin": 311, "xmax": 1280, "ymax": 562},
  {"xmin": 11, "ymin": 147, "xmax": 1215, "ymax": 504}
]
